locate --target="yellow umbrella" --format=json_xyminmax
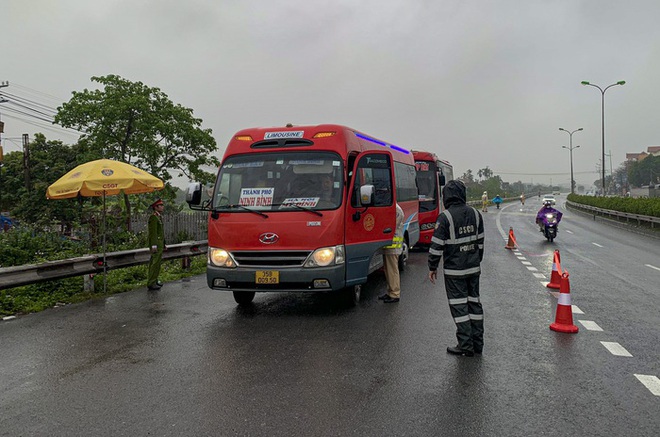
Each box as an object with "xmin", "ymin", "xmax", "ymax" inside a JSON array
[
  {"xmin": 47, "ymin": 159, "xmax": 164, "ymax": 291},
  {"xmin": 47, "ymin": 158, "xmax": 164, "ymax": 199}
]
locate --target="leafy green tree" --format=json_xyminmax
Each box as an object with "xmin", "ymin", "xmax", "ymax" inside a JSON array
[
  {"xmin": 54, "ymin": 75, "xmax": 220, "ymax": 224},
  {"xmin": 628, "ymin": 155, "xmax": 660, "ymax": 187},
  {"xmin": 1, "ymin": 134, "xmax": 83, "ymax": 229}
]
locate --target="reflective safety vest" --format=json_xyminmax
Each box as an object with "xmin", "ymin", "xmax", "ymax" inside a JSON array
[
  {"xmin": 383, "ymin": 235, "xmax": 403, "ymax": 250},
  {"xmin": 383, "ymin": 204, "xmax": 405, "ymax": 254}
]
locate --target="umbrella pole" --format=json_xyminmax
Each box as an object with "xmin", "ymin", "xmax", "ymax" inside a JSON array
[{"xmin": 103, "ymin": 191, "xmax": 107, "ymax": 293}]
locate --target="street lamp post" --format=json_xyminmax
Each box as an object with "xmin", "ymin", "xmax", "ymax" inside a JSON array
[
  {"xmin": 559, "ymin": 127, "xmax": 583, "ymax": 194},
  {"xmin": 581, "ymin": 80, "xmax": 625, "ymax": 195}
]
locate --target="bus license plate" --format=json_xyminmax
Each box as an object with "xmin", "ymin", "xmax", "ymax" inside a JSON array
[{"xmin": 255, "ymin": 270, "xmax": 279, "ymax": 284}]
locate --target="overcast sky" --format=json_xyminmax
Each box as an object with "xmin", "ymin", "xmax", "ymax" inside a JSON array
[{"xmin": 3, "ymin": 0, "xmax": 660, "ymax": 188}]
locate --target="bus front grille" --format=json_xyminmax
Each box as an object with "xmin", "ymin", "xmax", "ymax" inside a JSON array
[{"xmin": 232, "ymin": 251, "xmax": 311, "ymax": 267}]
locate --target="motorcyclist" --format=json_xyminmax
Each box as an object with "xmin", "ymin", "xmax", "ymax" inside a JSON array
[
  {"xmin": 492, "ymin": 194, "xmax": 503, "ymax": 209},
  {"xmin": 535, "ymin": 200, "xmax": 563, "ymax": 232}
]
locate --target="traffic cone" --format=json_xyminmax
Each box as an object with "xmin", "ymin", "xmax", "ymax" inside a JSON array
[
  {"xmin": 550, "ymin": 271, "xmax": 579, "ymax": 333},
  {"xmin": 504, "ymin": 227, "xmax": 516, "ymax": 250},
  {"xmin": 546, "ymin": 250, "xmax": 562, "ymax": 289}
]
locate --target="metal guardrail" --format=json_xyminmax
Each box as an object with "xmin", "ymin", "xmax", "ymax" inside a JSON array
[
  {"xmin": 566, "ymin": 200, "xmax": 660, "ymax": 228},
  {"xmin": 0, "ymin": 240, "xmax": 208, "ymax": 291}
]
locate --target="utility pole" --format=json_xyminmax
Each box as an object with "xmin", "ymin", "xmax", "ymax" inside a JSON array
[
  {"xmin": 0, "ymin": 81, "xmax": 8, "ymax": 212},
  {"xmin": 23, "ymin": 133, "xmax": 30, "ymax": 192}
]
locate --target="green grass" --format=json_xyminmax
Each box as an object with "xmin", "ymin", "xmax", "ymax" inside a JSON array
[{"xmin": 0, "ymin": 256, "xmax": 206, "ymax": 317}]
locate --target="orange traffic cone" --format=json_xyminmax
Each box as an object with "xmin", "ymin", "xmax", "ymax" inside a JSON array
[
  {"xmin": 504, "ymin": 227, "xmax": 516, "ymax": 250},
  {"xmin": 546, "ymin": 250, "xmax": 562, "ymax": 289},
  {"xmin": 550, "ymin": 271, "xmax": 579, "ymax": 333}
]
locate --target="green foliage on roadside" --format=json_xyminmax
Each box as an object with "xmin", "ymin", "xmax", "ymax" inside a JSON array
[
  {"xmin": 0, "ymin": 256, "xmax": 206, "ymax": 317},
  {"xmin": 568, "ymin": 194, "xmax": 660, "ymax": 217}
]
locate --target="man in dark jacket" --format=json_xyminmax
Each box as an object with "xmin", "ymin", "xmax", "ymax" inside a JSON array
[{"xmin": 428, "ymin": 180, "xmax": 485, "ymax": 356}]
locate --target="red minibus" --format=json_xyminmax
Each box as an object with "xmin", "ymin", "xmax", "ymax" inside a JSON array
[
  {"xmin": 187, "ymin": 124, "xmax": 419, "ymax": 305},
  {"xmin": 412, "ymin": 150, "xmax": 453, "ymax": 248}
]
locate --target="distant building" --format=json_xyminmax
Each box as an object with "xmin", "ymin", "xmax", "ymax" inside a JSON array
[{"xmin": 626, "ymin": 146, "xmax": 660, "ymax": 162}]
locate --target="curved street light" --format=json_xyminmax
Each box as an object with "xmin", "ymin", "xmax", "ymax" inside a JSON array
[
  {"xmin": 581, "ymin": 80, "xmax": 625, "ymax": 195},
  {"xmin": 559, "ymin": 127, "xmax": 583, "ymax": 194}
]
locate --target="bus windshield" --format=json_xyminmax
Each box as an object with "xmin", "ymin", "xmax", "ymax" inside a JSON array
[
  {"xmin": 415, "ymin": 161, "xmax": 438, "ymax": 212},
  {"xmin": 212, "ymin": 151, "xmax": 343, "ymax": 212}
]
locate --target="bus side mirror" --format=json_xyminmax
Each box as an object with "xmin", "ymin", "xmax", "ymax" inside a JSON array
[
  {"xmin": 186, "ymin": 182, "xmax": 202, "ymax": 206},
  {"xmin": 353, "ymin": 184, "xmax": 375, "ymax": 221},
  {"xmin": 360, "ymin": 184, "xmax": 375, "ymax": 206},
  {"xmin": 439, "ymin": 173, "xmax": 446, "ymax": 186}
]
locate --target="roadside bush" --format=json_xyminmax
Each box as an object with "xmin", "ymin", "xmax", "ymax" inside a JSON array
[{"xmin": 568, "ymin": 194, "xmax": 660, "ymax": 217}]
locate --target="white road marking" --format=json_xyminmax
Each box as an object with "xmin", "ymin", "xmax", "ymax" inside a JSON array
[
  {"xmin": 566, "ymin": 230, "xmax": 574, "ymax": 234},
  {"xmin": 634, "ymin": 374, "xmax": 660, "ymax": 396},
  {"xmin": 600, "ymin": 341, "xmax": 632, "ymax": 357},
  {"xmin": 645, "ymin": 264, "xmax": 660, "ymax": 272},
  {"xmin": 517, "ymin": 256, "xmax": 526, "ymax": 260},
  {"xmin": 521, "ymin": 261, "xmax": 532, "ymax": 265},
  {"xmin": 533, "ymin": 273, "xmax": 546, "ymax": 279},
  {"xmin": 578, "ymin": 320, "xmax": 603, "ymax": 331},
  {"xmin": 592, "ymin": 242, "xmax": 604, "ymax": 248},
  {"xmin": 571, "ymin": 305, "xmax": 584, "ymax": 314},
  {"xmin": 526, "ymin": 266, "xmax": 538, "ymax": 271}
]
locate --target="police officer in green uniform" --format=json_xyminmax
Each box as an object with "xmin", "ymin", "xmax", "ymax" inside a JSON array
[{"xmin": 147, "ymin": 198, "xmax": 165, "ymax": 290}]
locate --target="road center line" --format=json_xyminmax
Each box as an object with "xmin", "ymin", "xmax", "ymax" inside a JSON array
[
  {"xmin": 565, "ymin": 230, "xmax": 574, "ymax": 234},
  {"xmin": 634, "ymin": 374, "xmax": 660, "ymax": 396},
  {"xmin": 600, "ymin": 341, "xmax": 632, "ymax": 357},
  {"xmin": 645, "ymin": 264, "xmax": 660, "ymax": 272},
  {"xmin": 592, "ymin": 242, "xmax": 604, "ymax": 248}
]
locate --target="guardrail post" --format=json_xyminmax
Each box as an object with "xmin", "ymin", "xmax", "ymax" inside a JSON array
[
  {"xmin": 84, "ymin": 274, "xmax": 95, "ymax": 292},
  {"xmin": 182, "ymin": 256, "xmax": 191, "ymax": 270}
]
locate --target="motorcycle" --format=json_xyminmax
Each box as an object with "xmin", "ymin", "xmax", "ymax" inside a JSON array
[{"xmin": 538, "ymin": 211, "xmax": 559, "ymax": 242}]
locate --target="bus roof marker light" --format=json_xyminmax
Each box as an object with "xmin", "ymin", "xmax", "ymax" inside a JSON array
[
  {"xmin": 388, "ymin": 144, "xmax": 410, "ymax": 155},
  {"xmin": 313, "ymin": 132, "xmax": 336, "ymax": 138},
  {"xmin": 354, "ymin": 132, "xmax": 410, "ymax": 154}
]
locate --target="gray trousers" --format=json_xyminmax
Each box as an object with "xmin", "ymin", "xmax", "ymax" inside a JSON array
[{"xmin": 444, "ymin": 275, "xmax": 484, "ymax": 352}]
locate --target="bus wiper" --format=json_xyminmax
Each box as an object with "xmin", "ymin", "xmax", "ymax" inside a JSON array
[
  {"xmin": 284, "ymin": 203, "xmax": 323, "ymax": 217},
  {"xmin": 226, "ymin": 204, "xmax": 269, "ymax": 218}
]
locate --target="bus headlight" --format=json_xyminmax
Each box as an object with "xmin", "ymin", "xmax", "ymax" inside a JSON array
[
  {"xmin": 208, "ymin": 247, "xmax": 236, "ymax": 268},
  {"xmin": 305, "ymin": 245, "xmax": 345, "ymax": 267}
]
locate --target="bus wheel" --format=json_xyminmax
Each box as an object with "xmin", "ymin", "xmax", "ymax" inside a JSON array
[
  {"xmin": 233, "ymin": 291, "xmax": 256, "ymax": 305},
  {"xmin": 398, "ymin": 240, "xmax": 409, "ymax": 272},
  {"xmin": 342, "ymin": 285, "xmax": 361, "ymax": 306}
]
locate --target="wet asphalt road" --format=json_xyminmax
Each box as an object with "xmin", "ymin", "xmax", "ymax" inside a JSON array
[{"xmin": 1, "ymin": 195, "xmax": 658, "ymax": 436}]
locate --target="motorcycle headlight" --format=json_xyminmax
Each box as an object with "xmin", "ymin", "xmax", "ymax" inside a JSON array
[
  {"xmin": 208, "ymin": 247, "xmax": 237, "ymax": 268},
  {"xmin": 305, "ymin": 245, "xmax": 345, "ymax": 267}
]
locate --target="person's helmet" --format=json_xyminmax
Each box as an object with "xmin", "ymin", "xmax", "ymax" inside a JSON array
[{"xmin": 483, "ymin": 191, "xmax": 487, "ymax": 195}]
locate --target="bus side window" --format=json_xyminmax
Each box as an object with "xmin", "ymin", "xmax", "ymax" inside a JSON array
[{"xmin": 351, "ymin": 153, "xmax": 392, "ymax": 207}]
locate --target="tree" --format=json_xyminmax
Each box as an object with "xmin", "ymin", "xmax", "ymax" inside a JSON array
[
  {"xmin": 627, "ymin": 155, "xmax": 660, "ymax": 187},
  {"xmin": 1, "ymin": 134, "xmax": 83, "ymax": 229},
  {"xmin": 477, "ymin": 167, "xmax": 493, "ymax": 181},
  {"xmin": 460, "ymin": 169, "xmax": 475, "ymax": 184},
  {"xmin": 54, "ymin": 75, "xmax": 220, "ymax": 226}
]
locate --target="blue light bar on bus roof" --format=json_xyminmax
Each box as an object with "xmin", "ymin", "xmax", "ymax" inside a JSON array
[{"xmin": 354, "ymin": 132, "xmax": 410, "ymax": 154}]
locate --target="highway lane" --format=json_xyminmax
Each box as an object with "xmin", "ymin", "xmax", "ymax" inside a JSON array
[
  {"xmin": 491, "ymin": 196, "xmax": 660, "ymax": 400},
  {"xmin": 0, "ymin": 202, "xmax": 658, "ymax": 436}
]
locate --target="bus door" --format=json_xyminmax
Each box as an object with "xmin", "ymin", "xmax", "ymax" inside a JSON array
[{"xmin": 344, "ymin": 151, "xmax": 396, "ymax": 286}]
